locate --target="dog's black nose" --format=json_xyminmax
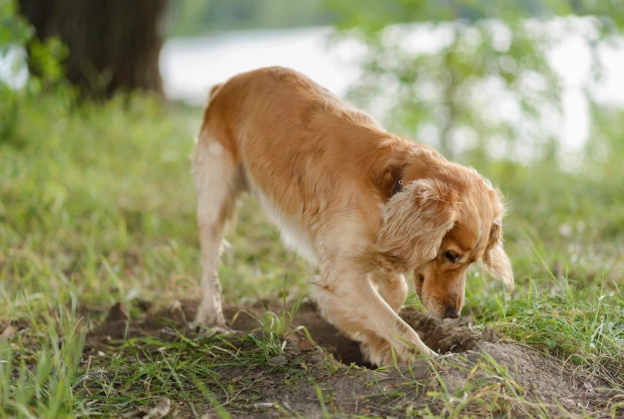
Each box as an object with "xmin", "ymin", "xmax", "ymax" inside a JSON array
[{"xmin": 444, "ymin": 308, "xmax": 459, "ymax": 319}]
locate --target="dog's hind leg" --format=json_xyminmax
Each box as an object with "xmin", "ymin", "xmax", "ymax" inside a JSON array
[{"xmin": 193, "ymin": 132, "xmax": 241, "ymax": 329}]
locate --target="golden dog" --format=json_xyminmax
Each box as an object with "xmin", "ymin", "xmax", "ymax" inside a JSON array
[{"xmin": 193, "ymin": 67, "xmax": 513, "ymax": 366}]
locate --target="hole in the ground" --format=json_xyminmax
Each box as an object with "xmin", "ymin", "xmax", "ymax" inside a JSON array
[
  {"xmin": 224, "ymin": 301, "xmax": 485, "ymax": 368},
  {"xmin": 84, "ymin": 299, "xmax": 490, "ymax": 369}
]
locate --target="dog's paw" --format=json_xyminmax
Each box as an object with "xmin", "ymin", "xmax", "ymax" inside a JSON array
[
  {"xmin": 361, "ymin": 339, "xmax": 437, "ymax": 367},
  {"xmin": 191, "ymin": 323, "xmax": 248, "ymax": 342},
  {"xmin": 381, "ymin": 349, "xmax": 435, "ymax": 367},
  {"xmin": 192, "ymin": 307, "xmax": 228, "ymax": 331},
  {"xmin": 192, "ymin": 323, "xmax": 232, "ymax": 334},
  {"xmin": 191, "ymin": 315, "xmax": 231, "ymax": 335},
  {"xmin": 190, "ymin": 317, "xmax": 235, "ymax": 335}
]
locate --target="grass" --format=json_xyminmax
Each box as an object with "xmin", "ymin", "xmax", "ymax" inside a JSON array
[{"xmin": 1, "ymin": 85, "xmax": 623, "ymax": 417}]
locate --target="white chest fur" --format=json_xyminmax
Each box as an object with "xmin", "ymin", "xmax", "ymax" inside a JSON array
[{"xmin": 253, "ymin": 187, "xmax": 319, "ymax": 267}]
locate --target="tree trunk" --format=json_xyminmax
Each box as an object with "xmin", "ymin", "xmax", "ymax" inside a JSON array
[{"xmin": 18, "ymin": 0, "xmax": 166, "ymax": 98}]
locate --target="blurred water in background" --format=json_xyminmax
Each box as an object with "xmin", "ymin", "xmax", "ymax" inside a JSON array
[
  {"xmin": 0, "ymin": 47, "xmax": 28, "ymax": 89},
  {"xmin": 160, "ymin": 27, "xmax": 362, "ymax": 104}
]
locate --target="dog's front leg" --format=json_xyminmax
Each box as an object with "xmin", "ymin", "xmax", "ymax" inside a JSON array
[
  {"xmin": 312, "ymin": 266, "xmax": 436, "ymax": 366},
  {"xmin": 371, "ymin": 272, "xmax": 409, "ymax": 314}
]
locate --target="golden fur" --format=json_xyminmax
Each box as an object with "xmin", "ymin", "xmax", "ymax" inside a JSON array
[{"xmin": 193, "ymin": 67, "xmax": 513, "ymax": 366}]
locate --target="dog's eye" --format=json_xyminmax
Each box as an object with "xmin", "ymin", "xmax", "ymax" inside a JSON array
[{"xmin": 445, "ymin": 251, "xmax": 459, "ymax": 263}]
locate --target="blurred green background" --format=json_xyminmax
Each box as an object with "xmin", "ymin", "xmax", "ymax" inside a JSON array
[{"xmin": 1, "ymin": 1, "xmax": 624, "ymax": 416}]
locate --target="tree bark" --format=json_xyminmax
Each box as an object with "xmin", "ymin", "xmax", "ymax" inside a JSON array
[{"xmin": 18, "ymin": 0, "xmax": 166, "ymax": 98}]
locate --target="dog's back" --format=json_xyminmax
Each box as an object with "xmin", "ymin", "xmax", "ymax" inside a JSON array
[
  {"xmin": 198, "ymin": 67, "xmax": 404, "ymax": 249},
  {"xmin": 201, "ymin": 66, "xmax": 389, "ymax": 170}
]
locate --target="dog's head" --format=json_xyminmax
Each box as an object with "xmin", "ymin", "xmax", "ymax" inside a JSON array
[{"xmin": 374, "ymin": 161, "xmax": 513, "ymax": 319}]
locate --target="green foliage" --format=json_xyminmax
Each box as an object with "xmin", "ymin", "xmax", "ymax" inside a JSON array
[
  {"xmin": 168, "ymin": 0, "xmax": 336, "ymax": 36},
  {"xmin": 0, "ymin": 0, "xmax": 31, "ymax": 48},
  {"xmin": 328, "ymin": 0, "xmax": 624, "ymax": 159},
  {"xmin": 0, "ymin": 307, "xmax": 85, "ymax": 418},
  {"xmin": 25, "ymin": 36, "xmax": 68, "ymax": 86},
  {"xmin": 1, "ymin": 93, "xmax": 192, "ymax": 318},
  {"xmin": 0, "ymin": 0, "xmax": 68, "ymax": 88},
  {"xmin": 330, "ymin": 0, "xmax": 624, "ymax": 28},
  {"xmin": 0, "ymin": 0, "xmax": 69, "ymax": 148},
  {"xmin": 166, "ymin": 0, "xmax": 623, "ymax": 36},
  {"xmin": 0, "ymin": 86, "xmax": 308, "ymax": 321}
]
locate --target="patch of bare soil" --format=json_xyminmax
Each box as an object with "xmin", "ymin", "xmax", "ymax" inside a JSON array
[{"xmin": 82, "ymin": 300, "xmax": 619, "ymax": 418}]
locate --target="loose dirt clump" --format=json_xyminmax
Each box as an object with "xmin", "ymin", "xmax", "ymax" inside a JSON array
[{"xmin": 81, "ymin": 299, "xmax": 620, "ymax": 418}]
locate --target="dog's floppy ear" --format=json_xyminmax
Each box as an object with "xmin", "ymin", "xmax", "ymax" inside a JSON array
[
  {"xmin": 374, "ymin": 179, "xmax": 460, "ymax": 271},
  {"xmin": 482, "ymin": 221, "xmax": 514, "ymax": 289},
  {"xmin": 482, "ymin": 190, "xmax": 514, "ymax": 289}
]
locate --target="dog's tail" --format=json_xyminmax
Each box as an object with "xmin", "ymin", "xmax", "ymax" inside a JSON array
[
  {"xmin": 195, "ymin": 83, "xmax": 224, "ymax": 148},
  {"xmin": 208, "ymin": 83, "xmax": 223, "ymax": 103},
  {"xmin": 198, "ymin": 83, "xmax": 223, "ymax": 129}
]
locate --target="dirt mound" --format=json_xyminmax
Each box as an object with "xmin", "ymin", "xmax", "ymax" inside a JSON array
[
  {"xmin": 85, "ymin": 299, "xmax": 487, "ymax": 366},
  {"xmin": 83, "ymin": 300, "xmax": 619, "ymax": 418},
  {"xmin": 229, "ymin": 300, "xmax": 492, "ymax": 366}
]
